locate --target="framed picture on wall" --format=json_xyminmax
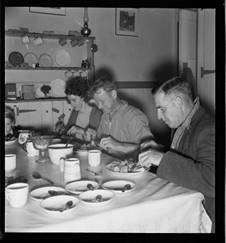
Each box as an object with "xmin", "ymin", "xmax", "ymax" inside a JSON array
[
  {"xmin": 29, "ymin": 7, "xmax": 66, "ymax": 16},
  {"xmin": 115, "ymin": 8, "xmax": 139, "ymax": 37}
]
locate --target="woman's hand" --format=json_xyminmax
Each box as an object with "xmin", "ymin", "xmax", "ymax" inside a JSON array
[
  {"xmin": 84, "ymin": 128, "xmax": 97, "ymax": 142},
  {"xmin": 55, "ymin": 121, "xmax": 65, "ymax": 134},
  {"xmin": 67, "ymin": 125, "xmax": 85, "ymax": 138}
]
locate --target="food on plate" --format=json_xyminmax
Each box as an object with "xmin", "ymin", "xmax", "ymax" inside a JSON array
[{"xmin": 107, "ymin": 159, "xmax": 144, "ymax": 173}]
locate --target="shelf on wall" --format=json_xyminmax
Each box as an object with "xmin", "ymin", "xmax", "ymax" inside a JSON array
[
  {"xmin": 5, "ymin": 66, "xmax": 89, "ymax": 71},
  {"xmin": 5, "ymin": 30, "xmax": 95, "ymax": 41}
]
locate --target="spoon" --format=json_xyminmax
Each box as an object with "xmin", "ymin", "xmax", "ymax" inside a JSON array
[
  {"xmin": 59, "ymin": 200, "xmax": 74, "ymax": 212},
  {"xmin": 48, "ymin": 190, "xmax": 67, "ymax": 196},
  {"xmin": 87, "ymin": 183, "xmax": 95, "ymax": 190},
  {"xmin": 32, "ymin": 172, "xmax": 54, "ymax": 185}
]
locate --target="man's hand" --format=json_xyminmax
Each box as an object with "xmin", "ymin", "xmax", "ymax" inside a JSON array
[
  {"xmin": 138, "ymin": 149, "xmax": 164, "ymax": 168},
  {"xmin": 140, "ymin": 139, "xmax": 164, "ymax": 151},
  {"xmin": 99, "ymin": 136, "xmax": 121, "ymax": 152}
]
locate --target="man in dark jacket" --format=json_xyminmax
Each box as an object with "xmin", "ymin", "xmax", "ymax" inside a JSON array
[{"xmin": 139, "ymin": 76, "xmax": 215, "ymax": 232}]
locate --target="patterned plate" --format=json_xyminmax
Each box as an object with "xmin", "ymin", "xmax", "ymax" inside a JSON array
[
  {"xmin": 39, "ymin": 53, "xmax": 53, "ymax": 67},
  {"xmin": 8, "ymin": 51, "xmax": 24, "ymax": 67}
]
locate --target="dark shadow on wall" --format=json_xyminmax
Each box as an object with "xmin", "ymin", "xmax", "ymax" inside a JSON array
[
  {"xmin": 89, "ymin": 66, "xmax": 116, "ymax": 85},
  {"xmin": 149, "ymin": 59, "xmax": 178, "ymax": 86}
]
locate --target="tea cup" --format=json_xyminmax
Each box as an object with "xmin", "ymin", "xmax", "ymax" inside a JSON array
[
  {"xmin": 5, "ymin": 154, "xmax": 16, "ymax": 171},
  {"xmin": 5, "ymin": 182, "xmax": 29, "ymax": 208},
  {"xmin": 88, "ymin": 150, "xmax": 102, "ymax": 167}
]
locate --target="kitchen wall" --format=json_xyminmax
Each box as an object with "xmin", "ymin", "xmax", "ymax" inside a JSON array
[{"xmin": 5, "ymin": 7, "xmax": 178, "ymax": 145}]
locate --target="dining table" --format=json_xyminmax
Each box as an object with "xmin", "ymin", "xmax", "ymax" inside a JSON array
[{"xmin": 5, "ymin": 140, "xmax": 212, "ymax": 233}]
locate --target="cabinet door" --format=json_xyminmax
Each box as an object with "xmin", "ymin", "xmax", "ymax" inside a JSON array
[
  {"xmin": 52, "ymin": 101, "xmax": 64, "ymax": 128},
  {"xmin": 40, "ymin": 101, "xmax": 53, "ymax": 130},
  {"xmin": 63, "ymin": 100, "xmax": 72, "ymax": 125},
  {"xmin": 26, "ymin": 102, "xmax": 42, "ymax": 129}
]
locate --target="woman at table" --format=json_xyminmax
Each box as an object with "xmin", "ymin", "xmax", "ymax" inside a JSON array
[
  {"xmin": 5, "ymin": 105, "xmax": 19, "ymax": 141},
  {"xmin": 55, "ymin": 76, "xmax": 102, "ymax": 141}
]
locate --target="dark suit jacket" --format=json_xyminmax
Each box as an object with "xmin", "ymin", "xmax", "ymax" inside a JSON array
[{"xmin": 157, "ymin": 106, "xmax": 215, "ymax": 230}]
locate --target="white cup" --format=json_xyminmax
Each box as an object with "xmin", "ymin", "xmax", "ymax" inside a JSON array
[
  {"xmin": 61, "ymin": 157, "xmax": 81, "ymax": 183},
  {"xmin": 26, "ymin": 141, "xmax": 39, "ymax": 157},
  {"xmin": 5, "ymin": 154, "xmax": 16, "ymax": 172},
  {"xmin": 88, "ymin": 150, "xmax": 102, "ymax": 167},
  {"xmin": 5, "ymin": 182, "xmax": 29, "ymax": 208}
]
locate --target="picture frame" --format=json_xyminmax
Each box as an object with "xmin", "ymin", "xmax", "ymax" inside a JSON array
[
  {"xmin": 115, "ymin": 8, "xmax": 139, "ymax": 37},
  {"xmin": 29, "ymin": 7, "xmax": 66, "ymax": 16}
]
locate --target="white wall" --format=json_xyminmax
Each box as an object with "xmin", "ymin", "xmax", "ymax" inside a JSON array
[{"xmin": 5, "ymin": 7, "xmax": 177, "ymax": 145}]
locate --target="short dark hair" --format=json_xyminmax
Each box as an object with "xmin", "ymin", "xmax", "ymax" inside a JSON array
[
  {"xmin": 64, "ymin": 76, "xmax": 89, "ymax": 99},
  {"xmin": 5, "ymin": 105, "xmax": 15, "ymax": 123},
  {"xmin": 88, "ymin": 78, "xmax": 117, "ymax": 98},
  {"xmin": 152, "ymin": 76, "xmax": 193, "ymax": 100}
]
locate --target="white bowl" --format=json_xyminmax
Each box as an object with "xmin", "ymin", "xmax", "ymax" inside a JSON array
[
  {"xmin": 48, "ymin": 143, "xmax": 73, "ymax": 165},
  {"xmin": 65, "ymin": 180, "xmax": 99, "ymax": 195},
  {"xmin": 79, "ymin": 189, "xmax": 114, "ymax": 206},
  {"xmin": 40, "ymin": 195, "xmax": 79, "ymax": 217}
]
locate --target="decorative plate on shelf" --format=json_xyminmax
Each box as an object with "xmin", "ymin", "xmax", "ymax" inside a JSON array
[
  {"xmin": 35, "ymin": 86, "xmax": 46, "ymax": 98},
  {"xmin": 24, "ymin": 52, "xmax": 38, "ymax": 67},
  {"xmin": 8, "ymin": 51, "xmax": 24, "ymax": 67},
  {"xmin": 55, "ymin": 49, "xmax": 71, "ymax": 67},
  {"xmin": 50, "ymin": 79, "xmax": 66, "ymax": 97},
  {"xmin": 38, "ymin": 53, "xmax": 53, "ymax": 67}
]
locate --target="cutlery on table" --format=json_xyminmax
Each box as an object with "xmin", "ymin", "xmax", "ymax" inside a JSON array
[
  {"xmin": 32, "ymin": 172, "xmax": 54, "ymax": 185},
  {"xmin": 48, "ymin": 190, "xmax": 68, "ymax": 196},
  {"xmin": 45, "ymin": 200, "xmax": 74, "ymax": 212},
  {"xmin": 59, "ymin": 200, "xmax": 74, "ymax": 212},
  {"xmin": 112, "ymin": 184, "xmax": 132, "ymax": 192},
  {"xmin": 86, "ymin": 183, "xmax": 95, "ymax": 190},
  {"xmin": 85, "ymin": 168, "xmax": 101, "ymax": 176}
]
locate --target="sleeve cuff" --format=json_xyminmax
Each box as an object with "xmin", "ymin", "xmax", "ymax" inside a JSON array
[{"xmin": 148, "ymin": 164, "xmax": 158, "ymax": 174}]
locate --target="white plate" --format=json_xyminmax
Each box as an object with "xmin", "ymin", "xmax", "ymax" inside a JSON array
[
  {"xmin": 40, "ymin": 195, "xmax": 79, "ymax": 217},
  {"xmin": 55, "ymin": 49, "xmax": 71, "ymax": 66},
  {"xmin": 35, "ymin": 86, "xmax": 45, "ymax": 98},
  {"xmin": 101, "ymin": 180, "xmax": 135, "ymax": 193},
  {"xmin": 38, "ymin": 53, "xmax": 53, "ymax": 67},
  {"xmin": 5, "ymin": 138, "xmax": 17, "ymax": 146},
  {"xmin": 65, "ymin": 180, "xmax": 99, "ymax": 195},
  {"xmin": 79, "ymin": 189, "xmax": 114, "ymax": 205},
  {"xmin": 105, "ymin": 160, "xmax": 146, "ymax": 176},
  {"xmin": 50, "ymin": 79, "xmax": 66, "ymax": 97},
  {"xmin": 24, "ymin": 52, "xmax": 38, "ymax": 67},
  {"xmin": 30, "ymin": 186, "xmax": 67, "ymax": 201}
]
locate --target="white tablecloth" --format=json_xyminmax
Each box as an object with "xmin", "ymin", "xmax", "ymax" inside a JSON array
[{"xmin": 5, "ymin": 144, "xmax": 212, "ymax": 233}]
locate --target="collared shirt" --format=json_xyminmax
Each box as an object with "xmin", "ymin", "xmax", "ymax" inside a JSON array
[
  {"xmin": 97, "ymin": 99, "xmax": 153, "ymax": 143},
  {"xmin": 171, "ymin": 97, "xmax": 200, "ymax": 149}
]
